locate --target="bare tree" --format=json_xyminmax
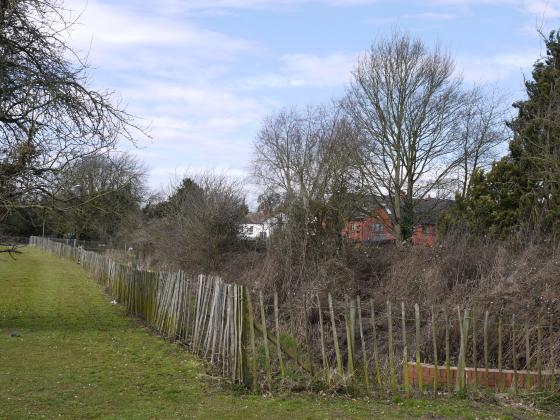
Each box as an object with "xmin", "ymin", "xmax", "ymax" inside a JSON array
[
  {"xmin": 252, "ymin": 105, "xmax": 358, "ymax": 290},
  {"xmin": 50, "ymin": 153, "xmax": 147, "ymax": 240},
  {"xmin": 455, "ymin": 86, "xmax": 509, "ymax": 198},
  {"xmin": 143, "ymin": 173, "xmax": 247, "ymax": 272},
  {"xmin": 0, "ymin": 0, "xmax": 144, "ymax": 222},
  {"xmin": 344, "ymin": 31, "xmax": 465, "ymax": 241},
  {"xmin": 252, "ymin": 105, "xmax": 356, "ymax": 222}
]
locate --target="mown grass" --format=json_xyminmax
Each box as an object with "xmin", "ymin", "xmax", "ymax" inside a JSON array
[{"xmin": 0, "ymin": 247, "xmax": 552, "ymax": 419}]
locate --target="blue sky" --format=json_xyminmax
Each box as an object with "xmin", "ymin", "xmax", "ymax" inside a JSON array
[{"xmin": 66, "ymin": 0, "xmax": 558, "ymax": 200}]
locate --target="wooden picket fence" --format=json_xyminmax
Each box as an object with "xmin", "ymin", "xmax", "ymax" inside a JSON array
[{"xmin": 29, "ymin": 236, "xmax": 559, "ymax": 396}]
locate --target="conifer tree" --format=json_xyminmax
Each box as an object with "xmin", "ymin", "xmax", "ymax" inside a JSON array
[{"xmin": 441, "ymin": 30, "xmax": 560, "ymax": 238}]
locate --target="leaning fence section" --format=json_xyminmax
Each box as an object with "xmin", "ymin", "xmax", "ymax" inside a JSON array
[{"xmin": 29, "ymin": 236, "xmax": 559, "ymax": 396}]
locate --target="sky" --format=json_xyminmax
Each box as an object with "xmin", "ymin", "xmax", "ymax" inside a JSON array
[{"xmin": 65, "ymin": 0, "xmax": 559, "ymax": 203}]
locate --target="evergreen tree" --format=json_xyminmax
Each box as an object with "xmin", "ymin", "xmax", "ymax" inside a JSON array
[
  {"xmin": 441, "ymin": 30, "xmax": 560, "ymax": 237},
  {"xmin": 508, "ymin": 30, "xmax": 560, "ymax": 233}
]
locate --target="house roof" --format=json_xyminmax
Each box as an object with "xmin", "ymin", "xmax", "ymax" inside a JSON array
[
  {"xmin": 413, "ymin": 198, "xmax": 453, "ymax": 224},
  {"xmin": 243, "ymin": 211, "xmax": 269, "ymax": 224},
  {"xmin": 349, "ymin": 195, "xmax": 453, "ymax": 225}
]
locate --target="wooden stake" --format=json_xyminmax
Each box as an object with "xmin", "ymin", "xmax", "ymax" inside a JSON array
[
  {"xmin": 244, "ymin": 288, "xmax": 257, "ymax": 391},
  {"xmin": 232, "ymin": 285, "xmax": 238, "ymax": 382},
  {"xmin": 431, "ymin": 305, "xmax": 438, "ymax": 396},
  {"xmin": 259, "ymin": 292, "xmax": 272, "ymax": 389},
  {"xmin": 550, "ymin": 325, "xmax": 556, "ymax": 392},
  {"xmin": 370, "ymin": 299, "xmax": 383, "ymax": 390},
  {"xmin": 328, "ymin": 293, "xmax": 343, "ymax": 377},
  {"xmin": 238, "ymin": 285, "xmax": 245, "ymax": 383},
  {"xmin": 525, "ymin": 322, "xmax": 532, "ymax": 390},
  {"xmin": 512, "ymin": 314, "xmax": 517, "ymax": 394},
  {"xmin": 461, "ymin": 309, "xmax": 469, "ymax": 392},
  {"xmin": 344, "ymin": 297, "xmax": 355, "ymax": 381},
  {"xmin": 303, "ymin": 296, "xmax": 315, "ymax": 378},
  {"xmin": 537, "ymin": 318, "xmax": 542, "ymax": 389},
  {"xmin": 484, "ymin": 310, "xmax": 489, "ymax": 386},
  {"xmin": 387, "ymin": 301, "xmax": 397, "ymax": 393},
  {"xmin": 444, "ymin": 307, "xmax": 451, "ymax": 394},
  {"xmin": 402, "ymin": 302, "xmax": 409, "ymax": 394},
  {"xmin": 350, "ymin": 298, "xmax": 356, "ymax": 370},
  {"xmin": 472, "ymin": 309, "xmax": 477, "ymax": 387},
  {"xmin": 317, "ymin": 294, "xmax": 329, "ymax": 383},
  {"xmin": 456, "ymin": 307, "xmax": 464, "ymax": 392},
  {"xmin": 415, "ymin": 303, "xmax": 423, "ymax": 393},
  {"xmin": 274, "ymin": 292, "xmax": 285, "ymax": 381},
  {"xmin": 357, "ymin": 296, "xmax": 369, "ymax": 392},
  {"xmin": 498, "ymin": 315, "xmax": 503, "ymax": 391}
]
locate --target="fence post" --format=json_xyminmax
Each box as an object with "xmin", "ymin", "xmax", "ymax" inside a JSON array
[
  {"xmin": 537, "ymin": 318, "xmax": 542, "ymax": 389},
  {"xmin": 456, "ymin": 307, "xmax": 464, "ymax": 392},
  {"xmin": 357, "ymin": 296, "xmax": 369, "ymax": 392},
  {"xmin": 259, "ymin": 292, "xmax": 272, "ymax": 389},
  {"xmin": 223, "ymin": 285, "xmax": 232, "ymax": 378},
  {"xmin": 498, "ymin": 314, "xmax": 503, "ymax": 392},
  {"xmin": 550, "ymin": 325, "xmax": 556, "ymax": 392},
  {"xmin": 512, "ymin": 314, "xmax": 518, "ymax": 394},
  {"xmin": 462, "ymin": 308, "xmax": 470, "ymax": 392},
  {"xmin": 431, "ymin": 305, "xmax": 438, "ymax": 396},
  {"xmin": 525, "ymin": 322, "xmax": 532, "ymax": 390},
  {"xmin": 444, "ymin": 307, "xmax": 451, "ymax": 394},
  {"xmin": 328, "ymin": 293, "xmax": 343, "ymax": 377},
  {"xmin": 415, "ymin": 303, "xmax": 423, "ymax": 394},
  {"xmin": 387, "ymin": 301, "xmax": 397, "ymax": 393},
  {"xmin": 484, "ymin": 310, "xmax": 489, "ymax": 387},
  {"xmin": 244, "ymin": 288, "xmax": 257, "ymax": 391},
  {"xmin": 402, "ymin": 302, "xmax": 409, "ymax": 395},
  {"xmin": 231, "ymin": 285, "xmax": 238, "ymax": 382},
  {"xmin": 304, "ymin": 297, "xmax": 315, "ymax": 378},
  {"xmin": 317, "ymin": 294, "xmax": 329, "ymax": 384},
  {"xmin": 370, "ymin": 299, "xmax": 383, "ymax": 390},
  {"xmin": 472, "ymin": 309, "xmax": 477, "ymax": 387},
  {"xmin": 344, "ymin": 297, "xmax": 355, "ymax": 383},
  {"xmin": 274, "ymin": 292, "xmax": 285, "ymax": 382}
]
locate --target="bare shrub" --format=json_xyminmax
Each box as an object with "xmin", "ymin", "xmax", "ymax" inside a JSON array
[{"xmin": 138, "ymin": 173, "xmax": 247, "ymax": 273}]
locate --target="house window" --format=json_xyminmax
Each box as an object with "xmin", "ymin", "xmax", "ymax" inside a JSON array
[
  {"xmin": 247, "ymin": 226, "xmax": 254, "ymax": 234},
  {"xmin": 422, "ymin": 225, "xmax": 434, "ymax": 234},
  {"xmin": 351, "ymin": 223, "xmax": 357, "ymax": 231},
  {"xmin": 259, "ymin": 231, "xmax": 267, "ymax": 240},
  {"xmin": 373, "ymin": 223, "xmax": 383, "ymax": 233}
]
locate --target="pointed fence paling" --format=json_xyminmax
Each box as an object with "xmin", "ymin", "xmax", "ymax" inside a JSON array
[{"xmin": 30, "ymin": 236, "xmax": 560, "ymax": 396}]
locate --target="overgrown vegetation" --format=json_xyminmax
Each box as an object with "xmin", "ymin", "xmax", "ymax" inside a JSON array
[
  {"xmin": 3, "ymin": 248, "xmax": 551, "ymax": 419},
  {"xmin": 441, "ymin": 30, "xmax": 560, "ymax": 238},
  {"xmin": 0, "ymin": 0, "xmax": 144, "ymax": 236},
  {"xmin": 2, "ymin": 0, "xmax": 560, "ymax": 409},
  {"xmin": 75, "ymin": 31, "xmax": 560, "ymax": 381}
]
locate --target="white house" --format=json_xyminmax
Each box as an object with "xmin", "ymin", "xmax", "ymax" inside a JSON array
[{"xmin": 239, "ymin": 212, "xmax": 284, "ymax": 240}]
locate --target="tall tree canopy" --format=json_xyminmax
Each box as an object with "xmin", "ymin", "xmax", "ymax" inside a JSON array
[
  {"xmin": 49, "ymin": 153, "xmax": 146, "ymax": 241},
  {"xmin": 0, "ymin": 0, "xmax": 141, "ymax": 225},
  {"xmin": 344, "ymin": 32, "xmax": 465, "ymax": 241},
  {"xmin": 441, "ymin": 30, "xmax": 560, "ymax": 238}
]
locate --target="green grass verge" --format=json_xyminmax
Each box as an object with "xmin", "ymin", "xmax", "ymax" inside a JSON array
[{"xmin": 0, "ymin": 247, "xmax": 552, "ymax": 419}]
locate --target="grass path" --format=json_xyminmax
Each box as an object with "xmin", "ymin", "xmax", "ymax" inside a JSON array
[{"xmin": 0, "ymin": 247, "xmax": 550, "ymax": 419}]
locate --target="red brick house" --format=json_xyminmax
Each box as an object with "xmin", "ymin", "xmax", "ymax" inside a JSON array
[{"xmin": 341, "ymin": 198, "xmax": 451, "ymax": 246}]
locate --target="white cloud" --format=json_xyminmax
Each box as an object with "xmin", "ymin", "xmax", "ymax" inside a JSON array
[
  {"xmin": 154, "ymin": 0, "xmax": 377, "ymax": 12},
  {"xmin": 61, "ymin": 0, "xmax": 272, "ymax": 193},
  {"xmin": 456, "ymin": 50, "xmax": 538, "ymax": 83},
  {"xmin": 60, "ymin": 0, "xmax": 548, "ymax": 196},
  {"xmin": 66, "ymin": 0, "xmax": 259, "ymax": 66},
  {"xmin": 426, "ymin": 0, "xmax": 560, "ymax": 16},
  {"xmin": 366, "ymin": 10, "xmax": 458, "ymax": 26},
  {"xmin": 240, "ymin": 52, "xmax": 357, "ymax": 89},
  {"xmin": 403, "ymin": 12, "xmax": 458, "ymax": 19}
]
